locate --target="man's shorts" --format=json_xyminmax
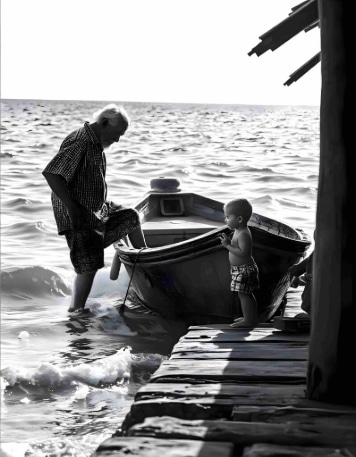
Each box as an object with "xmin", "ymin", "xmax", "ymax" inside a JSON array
[
  {"xmin": 230, "ymin": 261, "xmax": 259, "ymax": 294},
  {"xmin": 64, "ymin": 206, "xmax": 140, "ymax": 274}
]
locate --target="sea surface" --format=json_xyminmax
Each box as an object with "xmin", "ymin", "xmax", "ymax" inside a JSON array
[{"xmin": 1, "ymin": 99, "xmax": 319, "ymax": 456}]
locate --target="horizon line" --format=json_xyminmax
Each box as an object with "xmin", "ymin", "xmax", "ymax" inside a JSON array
[{"xmin": 1, "ymin": 97, "xmax": 320, "ymax": 108}]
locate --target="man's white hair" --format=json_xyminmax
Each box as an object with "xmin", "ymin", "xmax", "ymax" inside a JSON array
[{"xmin": 93, "ymin": 103, "xmax": 130, "ymax": 128}]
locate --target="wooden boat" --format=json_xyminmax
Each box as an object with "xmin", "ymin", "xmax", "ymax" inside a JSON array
[{"xmin": 110, "ymin": 178, "xmax": 311, "ymax": 325}]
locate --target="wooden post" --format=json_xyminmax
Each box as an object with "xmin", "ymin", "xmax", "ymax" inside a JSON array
[{"xmin": 307, "ymin": 0, "xmax": 354, "ymax": 405}]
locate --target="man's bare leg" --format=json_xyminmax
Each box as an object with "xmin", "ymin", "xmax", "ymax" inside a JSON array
[
  {"xmin": 128, "ymin": 226, "xmax": 147, "ymax": 248},
  {"xmin": 68, "ymin": 271, "xmax": 97, "ymax": 312}
]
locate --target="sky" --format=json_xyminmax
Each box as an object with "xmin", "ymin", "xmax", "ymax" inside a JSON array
[{"xmin": 1, "ymin": 0, "xmax": 321, "ymax": 106}]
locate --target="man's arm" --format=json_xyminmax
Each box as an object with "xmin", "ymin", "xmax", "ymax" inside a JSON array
[
  {"xmin": 288, "ymin": 252, "xmax": 313, "ymax": 277},
  {"xmin": 42, "ymin": 171, "xmax": 85, "ymax": 230}
]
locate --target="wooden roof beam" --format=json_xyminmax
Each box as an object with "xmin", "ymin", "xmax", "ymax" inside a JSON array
[
  {"xmin": 248, "ymin": 0, "xmax": 318, "ymax": 57},
  {"xmin": 284, "ymin": 52, "xmax": 321, "ymax": 86}
]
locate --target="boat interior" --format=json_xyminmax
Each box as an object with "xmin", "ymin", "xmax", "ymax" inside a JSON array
[
  {"xmin": 138, "ymin": 192, "xmax": 225, "ymax": 247},
  {"xmin": 134, "ymin": 192, "xmax": 302, "ymax": 248}
]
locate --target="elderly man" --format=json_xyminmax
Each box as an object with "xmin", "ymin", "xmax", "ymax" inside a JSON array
[{"xmin": 43, "ymin": 104, "xmax": 146, "ymax": 312}]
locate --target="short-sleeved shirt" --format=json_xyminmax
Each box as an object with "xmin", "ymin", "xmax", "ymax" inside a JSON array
[{"xmin": 43, "ymin": 122, "xmax": 109, "ymax": 234}]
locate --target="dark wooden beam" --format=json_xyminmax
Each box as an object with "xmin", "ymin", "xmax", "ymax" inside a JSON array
[
  {"xmin": 284, "ymin": 52, "xmax": 321, "ymax": 86},
  {"xmin": 248, "ymin": 0, "xmax": 318, "ymax": 57},
  {"xmin": 307, "ymin": 0, "xmax": 355, "ymax": 406}
]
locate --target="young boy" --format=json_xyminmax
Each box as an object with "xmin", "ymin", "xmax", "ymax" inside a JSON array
[{"xmin": 220, "ymin": 198, "xmax": 259, "ymax": 328}]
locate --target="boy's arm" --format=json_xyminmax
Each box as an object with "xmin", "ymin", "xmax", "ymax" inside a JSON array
[{"xmin": 220, "ymin": 231, "xmax": 250, "ymax": 257}]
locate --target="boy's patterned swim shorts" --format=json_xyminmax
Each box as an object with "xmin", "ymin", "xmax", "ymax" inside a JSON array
[{"xmin": 230, "ymin": 261, "xmax": 259, "ymax": 294}]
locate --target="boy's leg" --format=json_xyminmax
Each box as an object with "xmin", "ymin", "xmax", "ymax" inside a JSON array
[
  {"xmin": 231, "ymin": 293, "xmax": 258, "ymax": 328},
  {"xmin": 231, "ymin": 291, "xmax": 243, "ymax": 322},
  {"xmin": 69, "ymin": 271, "xmax": 97, "ymax": 312}
]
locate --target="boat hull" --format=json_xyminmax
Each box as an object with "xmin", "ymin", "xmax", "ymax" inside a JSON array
[{"xmin": 115, "ymin": 224, "xmax": 310, "ymax": 325}]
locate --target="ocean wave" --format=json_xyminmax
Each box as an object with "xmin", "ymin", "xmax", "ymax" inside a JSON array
[
  {"xmin": 1, "ymin": 347, "xmax": 132, "ymax": 391},
  {"xmin": 1, "ymin": 266, "xmax": 72, "ymax": 297},
  {"xmin": 0, "ymin": 151, "xmax": 16, "ymax": 158},
  {"xmin": 252, "ymin": 194, "xmax": 274, "ymax": 205},
  {"xmin": 1, "ymin": 220, "xmax": 55, "ymax": 237},
  {"xmin": 1, "ymin": 435, "xmax": 110, "ymax": 457},
  {"xmin": 237, "ymin": 165, "xmax": 275, "ymax": 174},
  {"xmin": 1, "ymin": 197, "xmax": 47, "ymax": 212},
  {"xmin": 130, "ymin": 353, "xmax": 166, "ymax": 383},
  {"xmin": 1, "ymin": 137, "xmax": 21, "ymax": 143},
  {"xmin": 254, "ymin": 174, "xmax": 302, "ymax": 183}
]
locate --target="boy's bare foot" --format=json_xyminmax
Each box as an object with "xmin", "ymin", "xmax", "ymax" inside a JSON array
[{"xmin": 233, "ymin": 317, "xmax": 244, "ymax": 323}]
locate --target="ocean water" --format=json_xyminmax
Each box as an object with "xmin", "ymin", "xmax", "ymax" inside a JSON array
[{"xmin": 0, "ymin": 99, "xmax": 319, "ymax": 456}]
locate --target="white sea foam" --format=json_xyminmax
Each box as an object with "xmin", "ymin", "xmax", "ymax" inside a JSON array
[{"xmin": 1, "ymin": 348, "xmax": 132, "ymax": 390}]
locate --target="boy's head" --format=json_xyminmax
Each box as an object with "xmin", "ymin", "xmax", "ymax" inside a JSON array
[{"xmin": 224, "ymin": 198, "xmax": 253, "ymax": 228}]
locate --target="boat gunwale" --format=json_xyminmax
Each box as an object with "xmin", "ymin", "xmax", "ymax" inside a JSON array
[
  {"xmin": 115, "ymin": 226, "xmax": 311, "ymax": 266},
  {"xmin": 114, "ymin": 190, "xmax": 311, "ymax": 265}
]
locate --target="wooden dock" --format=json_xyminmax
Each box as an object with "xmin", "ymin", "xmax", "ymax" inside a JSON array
[{"xmin": 93, "ymin": 302, "xmax": 356, "ymax": 456}]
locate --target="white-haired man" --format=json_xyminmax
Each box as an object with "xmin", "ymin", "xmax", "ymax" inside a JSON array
[{"xmin": 43, "ymin": 104, "xmax": 146, "ymax": 312}]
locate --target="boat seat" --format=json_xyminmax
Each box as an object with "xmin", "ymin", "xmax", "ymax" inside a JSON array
[
  {"xmin": 142, "ymin": 216, "xmax": 223, "ymax": 246},
  {"xmin": 142, "ymin": 216, "xmax": 222, "ymax": 234}
]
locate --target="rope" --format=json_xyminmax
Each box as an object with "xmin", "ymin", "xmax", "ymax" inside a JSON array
[{"xmin": 120, "ymin": 247, "xmax": 147, "ymax": 315}]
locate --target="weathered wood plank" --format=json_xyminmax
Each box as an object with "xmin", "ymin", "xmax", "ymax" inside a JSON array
[
  {"xmin": 93, "ymin": 436, "xmax": 233, "ymax": 456},
  {"xmin": 150, "ymin": 359, "xmax": 307, "ymax": 383},
  {"xmin": 171, "ymin": 341, "xmax": 308, "ymax": 360},
  {"xmin": 297, "ymin": 398, "xmax": 356, "ymax": 412},
  {"xmin": 188, "ymin": 323, "xmax": 274, "ymax": 330},
  {"xmin": 232, "ymin": 404, "xmax": 356, "ymax": 426},
  {"xmin": 126, "ymin": 416, "xmax": 356, "ymax": 448},
  {"xmin": 135, "ymin": 383, "xmax": 306, "ymax": 403},
  {"xmin": 121, "ymin": 398, "xmax": 236, "ymax": 431},
  {"xmin": 241, "ymin": 443, "xmax": 352, "ymax": 457},
  {"xmin": 180, "ymin": 327, "xmax": 309, "ymax": 343},
  {"xmin": 122, "ymin": 389, "xmax": 312, "ymax": 431},
  {"xmin": 273, "ymin": 316, "xmax": 311, "ymax": 333}
]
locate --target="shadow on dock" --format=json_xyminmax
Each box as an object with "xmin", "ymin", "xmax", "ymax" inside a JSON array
[{"xmin": 92, "ymin": 295, "xmax": 356, "ymax": 457}]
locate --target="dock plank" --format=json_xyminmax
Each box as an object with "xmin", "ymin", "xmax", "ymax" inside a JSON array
[
  {"xmin": 93, "ymin": 437, "xmax": 233, "ymax": 457},
  {"xmin": 120, "ymin": 398, "xmax": 236, "ymax": 431},
  {"xmin": 121, "ymin": 390, "xmax": 311, "ymax": 431},
  {"xmin": 135, "ymin": 382, "xmax": 306, "ymax": 402},
  {"xmin": 126, "ymin": 416, "xmax": 356, "ymax": 448},
  {"xmin": 241, "ymin": 443, "xmax": 352, "ymax": 457},
  {"xmin": 180, "ymin": 327, "xmax": 309, "ymax": 343},
  {"xmin": 171, "ymin": 341, "xmax": 308, "ymax": 360},
  {"xmin": 150, "ymin": 359, "xmax": 307, "ymax": 383},
  {"xmin": 232, "ymin": 404, "xmax": 356, "ymax": 425},
  {"xmin": 187, "ymin": 324, "xmax": 274, "ymax": 330}
]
